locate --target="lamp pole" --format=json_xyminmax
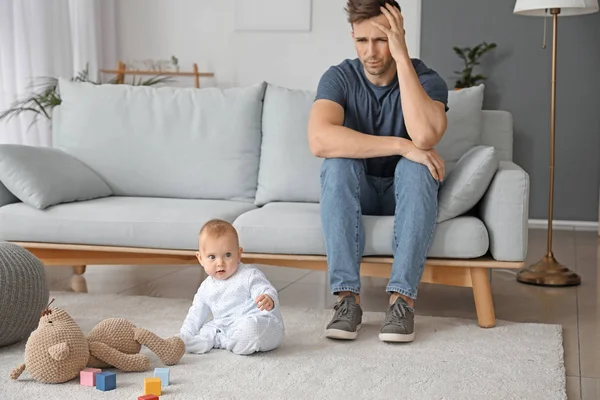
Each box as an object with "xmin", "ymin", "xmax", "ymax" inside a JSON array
[{"xmin": 516, "ymin": 7, "xmax": 582, "ymax": 287}]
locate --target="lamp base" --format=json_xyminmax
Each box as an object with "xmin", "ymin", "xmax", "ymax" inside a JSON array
[{"xmin": 516, "ymin": 252, "xmax": 581, "ymax": 287}]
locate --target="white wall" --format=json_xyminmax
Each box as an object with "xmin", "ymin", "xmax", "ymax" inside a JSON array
[{"xmin": 113, "ymin": 0, "xmax": 421, "ymax": 90}]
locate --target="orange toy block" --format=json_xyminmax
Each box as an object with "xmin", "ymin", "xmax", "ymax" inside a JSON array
[
  {"xmin": 79, "ymin": 368, "xmax": 102, "ymax": 386},
  {"xmin": 144, "ymin": 377, "xmax": 162, "ymax": 396},
  {"xmin": 138, "ymin": 395, "xmax": 159, "ymax": 400}
]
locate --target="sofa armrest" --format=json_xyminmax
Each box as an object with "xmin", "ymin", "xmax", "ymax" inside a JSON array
[
  {"xmin": 479, "ymin": 161, "xmax": 530, "ymax": 262},
  {"xmin": 0, "ymin": 181, "xmax": 19, "ymax": 208}
]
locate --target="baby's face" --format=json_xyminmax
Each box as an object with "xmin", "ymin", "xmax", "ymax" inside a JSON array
[{"xmin": 197, "ymin": 233, "xmax": 242, "ymax": 280}]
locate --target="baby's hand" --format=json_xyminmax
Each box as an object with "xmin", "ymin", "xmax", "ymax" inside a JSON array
[{"xmin": 255, "ymin": 294, "xmax": 274, "ymax": 311}]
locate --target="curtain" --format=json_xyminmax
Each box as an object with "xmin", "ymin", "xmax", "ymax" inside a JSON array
[{"xmin": 0, "ymin": 0, "xmax": 116, "ymax": 146}]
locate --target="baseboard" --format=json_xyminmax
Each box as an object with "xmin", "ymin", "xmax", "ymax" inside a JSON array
[{"xmin": 528, "ymin": 219, "xmax": 599, "ymax": 231}]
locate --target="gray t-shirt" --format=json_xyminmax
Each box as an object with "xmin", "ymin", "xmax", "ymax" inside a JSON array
[{"xmin": 315, "ymin": 57, "xmax": 449, "ymax": 177}]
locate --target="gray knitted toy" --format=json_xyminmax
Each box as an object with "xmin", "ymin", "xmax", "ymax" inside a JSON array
[{"xmin": 0, "ymin": 242, "xmax": 49, "ymax": 347}]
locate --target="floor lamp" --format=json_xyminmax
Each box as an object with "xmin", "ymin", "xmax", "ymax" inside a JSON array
[{"xmin": 513, "ymin": 0, "xmax": 599, "ymax": 287}]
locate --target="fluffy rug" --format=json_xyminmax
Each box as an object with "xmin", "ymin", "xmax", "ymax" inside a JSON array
[{"xmin": 0, "ymin": 292, "xmax": 566, "ymax": 399}]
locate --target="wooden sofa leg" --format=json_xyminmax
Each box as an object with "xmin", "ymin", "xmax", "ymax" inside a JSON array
[
  {"xmin": 73, "ymin": 265, "xmax": 86, "ymax": 275},
  {"xmin": 470, "ymin": 267, "xmax": 496, "ymax": 328}
]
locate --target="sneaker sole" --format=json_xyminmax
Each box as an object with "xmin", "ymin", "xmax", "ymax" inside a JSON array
[
  {"xmin": 379, "ymin": 332, "xmax": 415, "ymax": 343},
  {"xmin": 325, "ymin": 324, "xmax": 361, "ymax": 340}
]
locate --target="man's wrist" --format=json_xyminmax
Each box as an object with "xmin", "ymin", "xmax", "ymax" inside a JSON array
[
  {"xmin": 396, "ymin": 137, "xmax": 414, "ymax": 156},
  {"xmin": 395, "ymin": 54, "xmax": 413, "ymax": 74}
]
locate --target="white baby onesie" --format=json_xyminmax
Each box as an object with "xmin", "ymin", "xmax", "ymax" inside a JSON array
[{"xmin": 179, "ymin": 263, "xmax": 285, "ymax": 355}]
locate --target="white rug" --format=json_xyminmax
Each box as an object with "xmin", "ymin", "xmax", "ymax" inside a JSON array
[{"xmin": 0, "ymin": 292, "xmax": 566, "ymax": 399}]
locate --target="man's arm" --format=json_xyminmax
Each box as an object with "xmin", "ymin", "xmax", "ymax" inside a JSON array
[
  {"xmin": 307, "ymin": 99, "xmax": 415, "ymax": 159},
  {"xmin": 396, "ymin": 58, "xmax": 447, "ymax": 150},
  {"xmin": 375, "ymin": 3, "xmax": 448, "ymax": 150}
]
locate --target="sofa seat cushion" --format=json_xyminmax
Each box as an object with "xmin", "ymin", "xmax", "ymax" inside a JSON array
[
  {"xmin": 234, "ymin": 203, "xmax": 489, "ymax": 258},
  {"xmin": 0, "ymin": 197, "xmax": 256, "ymax": 250}
]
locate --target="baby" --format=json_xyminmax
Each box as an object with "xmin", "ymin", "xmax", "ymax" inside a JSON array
[{"xmin": 179, "ymin": 218, "xmax": 285, "ymax": 355}]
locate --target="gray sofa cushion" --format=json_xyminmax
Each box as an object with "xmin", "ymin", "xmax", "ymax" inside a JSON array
[
  {"xmin": 255, "ymin": 84, "xmax": 323, "ymax": 205},
  {"xmin": 435, "ymin": 84, "xmax": 485, "ymax": 174},
  {"xmin": 255, "ymin": 83, "xmax": 487, "ymax": 205},
  {"xmin": 55, "ymin": 79, "xmax": 266, "ymax": 202},
  {"xmin": 481, "ymin": 110, "xmax": 513, "ymax": 162},
  {"xmin": 234, "ymin": 202, "xmax": 489, "ymax": 258},
  {"xmin": 437, "ymin": 145, "xmax": 499, "ymax": 223},
  {"xmin": 0, "ymin": 181, "xmax": 19, "ymax": 208},
  {"xmin": 0, "ymin": 197, "xmax": 256, "ymax": 250},
  {"xmin": 0, "ymin": 144, "xmax": 112, "ymax": 209}
]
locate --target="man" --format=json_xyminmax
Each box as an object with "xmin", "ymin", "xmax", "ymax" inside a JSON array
[{"xmin": 308, "ymin": 0, "xmax": 449, "ymax": 343}]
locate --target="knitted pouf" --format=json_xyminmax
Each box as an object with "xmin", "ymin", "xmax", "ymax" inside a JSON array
[{"xmin": 0, "ymin": 242, "xmax": 49, "ymax": 347}]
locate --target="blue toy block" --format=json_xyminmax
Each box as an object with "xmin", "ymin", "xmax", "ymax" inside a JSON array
[
  {"xmin": 154, "ymin": 367, "xmax": 170, "ymax": 386},
  {"xmin": 96, "ymin": 371, "xmax": 116, "ymax": 391}
]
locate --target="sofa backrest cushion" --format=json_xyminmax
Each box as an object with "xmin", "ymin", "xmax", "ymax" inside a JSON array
[
  {"xmin": 55, "ymin": 78, "xmax": 266, "ymax": 202},
  {"xmin": 481, "ymin": 110, "xmax": 513, "ymax": 162},
  {"xmin": 433, "ymin": 84, "xmax": 485, "ymax": 173},
  {"xmin": 255, "ymin": 84, "xmax": 323, "ymax": 206},
  {"xmin": 256, "ymin": 83, "xmax": 504, "ymax": 205}
]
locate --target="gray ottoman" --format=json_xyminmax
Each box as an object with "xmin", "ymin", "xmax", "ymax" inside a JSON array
[{"xmin": 0, "ymin": 242, "xmax": 49, "ymax": 347}]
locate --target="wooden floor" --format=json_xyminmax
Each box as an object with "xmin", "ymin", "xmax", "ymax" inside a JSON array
[{"xmin": 45, "ymin": 228, "xmax": 600, "ymax": 399}]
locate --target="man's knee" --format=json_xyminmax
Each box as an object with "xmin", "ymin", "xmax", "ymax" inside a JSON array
[
  {"xmin": 395, "ymin": 157, "xmax": 439, "ymax": 187},
  {"xmin": 321, "ymin": 158, "xmax": 364, "ymax": 187}
]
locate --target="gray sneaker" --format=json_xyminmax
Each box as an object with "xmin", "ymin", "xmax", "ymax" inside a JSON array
[
  {"xmin": 379, "ymin": 297, "xmax": 415, "ymax": 342},
  {"xmin": 325, "ymin": 295, "xmax": 362, "ymax": 340}
]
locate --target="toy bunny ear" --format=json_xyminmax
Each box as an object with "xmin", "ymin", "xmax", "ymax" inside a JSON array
[
  {"xmin": 40, "ymin": 297, "xmax": 56, "ymax": 317},
  {"xmin": 10, "ymin": 364, "xmax": 25, "ymax": 380},
  {"xmin": 48, "ymin": 343, "xmax": 70, "ymax": 361}
]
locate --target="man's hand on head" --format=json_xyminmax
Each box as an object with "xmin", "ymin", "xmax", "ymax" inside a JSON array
[{"xmin": 370, "ymin": 3, "xmax": 409, "ymax": 62}]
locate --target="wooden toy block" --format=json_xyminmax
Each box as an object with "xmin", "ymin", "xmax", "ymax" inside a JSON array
[
  {"xmin": 144, "ymin": 377, "xmax": 162, "ymax": 396},
  {"xmin": 154, "ymin": 367, "xmax": 170, "ymax": 386},
  {"xmin": 138, "ymin": 395, "xmax": 159, "ymax": 400},
  {"xmin": 96, "ymin": 371, "xmax": 116, "ymax": 391},
  {"xmin": 79, "ymin": 368, "xmax": 102, "ymax": 387}
]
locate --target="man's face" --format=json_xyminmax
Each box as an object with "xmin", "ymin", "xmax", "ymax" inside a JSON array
[{"xmin": 352, "ymin": 13, "xmax": 395, "ymax": 77}]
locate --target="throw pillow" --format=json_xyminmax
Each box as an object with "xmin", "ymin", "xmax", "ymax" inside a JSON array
[
  {"xmin": 0, "ymin": 181, "xmax": 19, "ymax": 207},
  {"xmin": 0, "ymin": 144, "xmax": 112, "ymax": 209},
  {"xmin": 437, "ymin": 145, "xmax": 499, "ymax": 223},
  {"xmin": 435, "ymin": 84, "xmax": 485, "ymax": 167}
]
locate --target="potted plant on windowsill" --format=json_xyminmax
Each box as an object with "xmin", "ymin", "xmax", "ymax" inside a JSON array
[{"xmin": 453, "ymin": 41, "xmax": 497, "ymax": 89}]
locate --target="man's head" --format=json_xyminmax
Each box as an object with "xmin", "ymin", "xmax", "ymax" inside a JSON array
[
  {"xmin": 197, "ymin": 219, "xmax": 242, "ymax": 280},
  {"xmin": 345, "ymin": 0, "xmax": 401, "ymax": 79}
]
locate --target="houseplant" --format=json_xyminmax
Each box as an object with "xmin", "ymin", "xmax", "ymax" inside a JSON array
[
  {"xmin": 0, "ymin": 64, "xmax": 172, "ymax": 130},
  {"xmin": 453, "ymin": 41, "xmax": 497, "ymax": 89}
]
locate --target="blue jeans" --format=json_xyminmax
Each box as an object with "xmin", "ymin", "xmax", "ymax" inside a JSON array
[{"xmin": 319, "ymin": 157, "xmax": 439, "ymax": 300}]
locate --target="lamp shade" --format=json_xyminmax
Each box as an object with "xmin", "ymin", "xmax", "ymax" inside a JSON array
[{"xmin": 514, "ymin": 0, "xmax": 599, "ymax": 15}]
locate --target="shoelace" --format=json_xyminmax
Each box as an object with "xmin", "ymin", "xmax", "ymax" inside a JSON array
[
  {"xmin": 334, "ymin": 299, "xmax": 356, "ymax": 322},
  {"xmin": 385, "ymin": 302, "xmax": 409, "ymax": 325}
]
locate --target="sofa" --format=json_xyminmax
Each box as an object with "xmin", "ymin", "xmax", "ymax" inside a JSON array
[{"xmin": 0, "ymin": 78, "xmax": 530, "ymax": 328}]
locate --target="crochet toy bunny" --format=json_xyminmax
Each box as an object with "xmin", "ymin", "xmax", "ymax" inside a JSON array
[{"xmin": 10, "ymin": 300, "xmax": 185, "ymax": 384}]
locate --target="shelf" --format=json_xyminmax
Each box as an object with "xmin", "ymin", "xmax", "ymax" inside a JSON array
[
  {"xmin": 99, "ymin": 69, "xmax": 214, "ymax": 77},
  {"xmin": 99, "ymin": 61, "xmax": 214, "ymax": 88}
]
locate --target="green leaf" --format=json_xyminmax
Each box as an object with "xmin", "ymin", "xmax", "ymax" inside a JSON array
[
  {"xmin": 453, "ymin": 47, "xmax": 467, "ymax": 61},
  {"xmin": 453, "ymin": 41, "xmax": 497, "ymax": 90}
]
